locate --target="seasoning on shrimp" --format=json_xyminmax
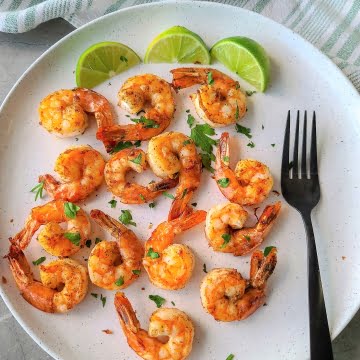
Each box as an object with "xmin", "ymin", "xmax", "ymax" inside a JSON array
[
  {"xmin": 97, "ymin": 74, "xmax": 175, "ymax": 152},
  {"xmin": 115, "ymin": 292, "xmax": 194, "ymax": 360},
  {"xmin": 147, "ymin": 131, "xmax": 202, "ymax": 220},
  {"xmin": 205, "ymin": 201, "xmax": 281, "ymax": 256},
  {"xmin": 171, "ymin": 67, "xmax": 247, "ymax": 127},
  {"xmin": 11, "ymin": 200, "xmax": 90, "ymax": 257},
  {"xmin": 88, "ymin": 209, "xmax": 143, "ymax": 290},
  {"xmin": 39, "ymin": 88, "xmax": 114, "ymax": 137},
  {"xmin": 104, "ymin": 148, "xmax": 178, "ymax": 204},
  {"xmin": 39, "ymin": 145, "xmax": 105, "ymax": 202},
  {"xmin": 200, "ymin": 247, "xmax": 277, "ymax": 321},
  {"xmin": 6, "ymin": 245, "xmax": 88, "ymax": 313},
  {"xmin": 215, "ymin": 132, "xmax": 273, "ymax": 205},
  {"xmin": 143, "ymin": 206, "xmax": 206, "ymax": 290}
]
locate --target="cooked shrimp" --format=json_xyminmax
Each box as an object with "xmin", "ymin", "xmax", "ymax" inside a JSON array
[
  {"xmin": 39, "ymin": 145, "xmax": 105, "ymax": 202},
  {"xmin": 6, "ymin": 245, "xmax": 88, "ymax": 313},
  {"xmin": 11, "ymin": 200, "xmax": 90, "ymax": 257},
  {"xmin": 143, "ymin": 207, "xmax": 206, "ymax": 290},
  {"xmin": 97, "ymin": 74, "xmax": 175, "ymax": 152},
  {"xmin": 88, "ymin": 209, "xmax": 143, "ymax": 290},
  {"xmin": 105, "ymin": 148, "xmax": 178, "ymax": 204},
  {"xmin": 205, "ymin": 201, "xmax": 281, "ymax": 256},
  {"xmin": 115, "ymin": 292, "xmax": 194, "ymax": 360},
  {"xmin": 171, "ymin": 67, "xmax": 246, "ymax": 127},
  {"xmin": 200, "ymin": 247, "xmax": 277, "ymax": 321},
  {"xmin": 215, "ymin": 132, "xmax": 273, "ymax": 205},
  {"xmin": 147, "ymin": 131, "xmax": 201, "ymax": 220},
  {"xmin": 39, "ymin": 88, "xmax": 114, "ymax": 137}
]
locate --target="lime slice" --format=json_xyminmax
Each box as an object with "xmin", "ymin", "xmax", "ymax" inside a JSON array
[
  {"xmin": 144, "ymin": 26, "xmax": 210, "ymax": 64},
  {"xmin": 76, "ymin": 41, "xmax": 141, "ymax": 88},
  {"xmin": 210, "ymin": 37, "xmax": 270, "ymax": 92}
]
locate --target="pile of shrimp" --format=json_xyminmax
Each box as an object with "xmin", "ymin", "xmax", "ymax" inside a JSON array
[{"xmin": 5, "ymin": 67, "xmax": 284, "ymax": 360}]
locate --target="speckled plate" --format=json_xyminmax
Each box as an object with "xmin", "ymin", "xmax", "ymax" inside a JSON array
[{"xmin": 0, "ymin": 1, "xmax": 360, "ymax": 359}]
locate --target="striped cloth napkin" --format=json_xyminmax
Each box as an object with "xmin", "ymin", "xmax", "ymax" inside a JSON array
[{"xmin": 0, "ymin": 0, "xmax": 359, "ymax": 91}]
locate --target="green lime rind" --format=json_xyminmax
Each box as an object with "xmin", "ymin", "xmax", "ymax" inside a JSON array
[
  {"xmin": 144, "ymin": 26, "xmax": 210, "ymax": 64},
  {"xmin": 210, "ymin": 36, "xmax": 270, "ymax": 92},
  {"xmin": 76, "ymin": 41, "xmax": 141, "ymax": 88}
]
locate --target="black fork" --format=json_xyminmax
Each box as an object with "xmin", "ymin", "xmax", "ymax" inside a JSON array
[{"xmin": 281, "ymin": 111, "xmax": 333, "ymax": 360}]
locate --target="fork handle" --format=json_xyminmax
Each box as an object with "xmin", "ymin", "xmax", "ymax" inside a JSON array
[{"xmin": 301, "ymin": 212, "xmax": 333, "ymax": 360}]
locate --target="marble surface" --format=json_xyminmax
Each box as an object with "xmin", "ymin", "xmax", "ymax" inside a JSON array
[{"xmin": 0, "ymin": 18, "xmax": 359, "ymax": 360}]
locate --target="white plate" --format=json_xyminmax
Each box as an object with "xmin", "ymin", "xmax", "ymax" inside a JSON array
[{"xmin": 1, "ymin": 1, "xmax": 360, "ymax": 359}]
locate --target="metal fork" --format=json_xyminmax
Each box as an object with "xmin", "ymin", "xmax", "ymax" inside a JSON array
[{"xmin": 281, "ymin": 111, "xmax": 333, "ymax": 359}]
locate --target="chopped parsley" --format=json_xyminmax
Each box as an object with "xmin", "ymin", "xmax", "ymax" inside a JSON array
[
  {"xmin": 235, "ymin": 82, "xmax": 240, "ymax": 90},
  {"xmin": 246, "ymin": 90, "xmax": 257, "ymax": 96},
  {"xmin": 223, "ymin": 156, "xmax": 229, "ymax": 162},
  {"xmin": 221, "ymin": 233, "xmax": 231, "ymax": 248},
  {"xmin": 119, "ymin": 210, "xmax": 136, "ymax": 226},
  {"xmin": 243, "ymin": 235, "xmax": 251, "ymax": 242},
  {"xmin": 207, "ymin": 71, "xmax": 214, "ymax": 85},
  {"xmin": 235, "ymin": 103, "xmax": 239, "ymax": 120},
  {"xmin": 171, "ymin": 301, "xmax": 175, "ymax": 306},
  {"xmin": 235, "ymin": 124, "xmax": 252, "ymax": 139},
  {"xmin": 191, "ymin": 202, "xmax": 197, "ymax": 207},
  {"xmin": 183, "ymin": 139, "xmax": 192, "ymax": 146},
  {"xmin": 64, "ymin": 202, "xmax": 80, "ymax": 219},
  {"xmin": 163, "ymin": 192, "xmax": 175, "ymax": 199},
  {"xmin": 32, "ymin": 257, "xmax": 46, "ymax": 266},
  {"xmin": 109, "ymin": 141, "xmax": 133, "ymax": 154},
  {"xmin": 132, "ymin": 269, "xmax": 141, "ymax": 275},
  {"xmin": 85, "ymin": 239, "xmax": 92, "ymax": 248},
  {"xmin": 100, "ymin": 294, "xmax": 106, "ymax": 307},
  {"xmin": 226, "ymin": 355, "xmax": 235, "ymax": 360},
  {"xmin": 149, "ymin": 295, "xmax": 166, "ymax": 308},
  {"xmin": 186, "ymin": 109, "xmax": 190, "ymax": 113},
  {"xmin": 190, "ymin": 123, "xmax": 217, "ymax": 153},
  {"xmin": 115, "ymin": 276, "xmax": 124, "ymax": 287},
  {"xmin": 149, "ymin": 202, "xmax": 156, "ymax": 208},
  {"xmin": 139, "ymin": 194, "xmax": 145, "ymax": 201},
  {"xmin": 264, "ymin": 246, "xmax": 276, "ymax": 257},
  {"xmin": 91, "ymin": 293, "xmax": 98, "ymax": 299},
  {"xmin": 95, "ymin": 237, "xmax": 102, "ymax": 244},
  {"xmin": 200, "ymin": 153, "xmax": 215, "ymax": 173},
  {"xmin": 134, "ymin": 140, "xmax": 141, "ymax": 147},
  {"xmin": 131, "ymin": 116, "xmax": 159, "ymax": 128},
  {"xmin": 64, "ymin": 232, "xmax": 81, "ymax": 246},
  {"xmin": 30, "ymin": 182, "xmax": 44, "ymax": 201},
  {"xmin": 147, "ymin": 247, "xmax": 160, "ymax": 259},
  {"xmin": 203, "ymin": 263, "xmax": 208, "ymax": 273},
  {"xmin": 130, "ymin": 153, "xmax": 142, "ymax": 165},
  {"xmin": 108, "ymin": 199, "xmax": 117, "ymax": 208},
  {"xmin": 271, "ymin": 143, "xmax": 275, "ymax": 147},
  {"xmin": 217, "ymin": 178, "xmax": 230, "ymax": 188},
  {"xmin": 247, "ymin": 141, "xmax": 255, "ymax": 148},
  {"xmin": 187, "ymin": 114, "xmax": 195, "ymax": 128}
]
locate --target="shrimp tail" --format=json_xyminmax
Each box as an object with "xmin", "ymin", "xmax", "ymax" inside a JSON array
[
  {"xmin": 256, "ymin": 201, "xmax": 282, "ymax": 235},
  {"xmin": 90, "ymin": 209, "xmax": 131, "ymax": 238},
  {"xmin": 168, "ymin": 189, "xmax": 195, "ymax": 221},
  {"xmin": 114, "ymin": 292, "xmax": 140, "ymax": 333},
  {"xmin": 10, "ymin": 218, "xmax": 39, "ymax": 250},
  {"xmin": 250, "ymin": 248, "xmax": 277, "ymax": 289},
  {"xmin": 148, "ymin": 178, "xmax": 179, "ymax": 193},
  {"xmin": 216, "ymin": 132, "xmax": 230, "ymax": 168},
  {"xmin": 170, "ymin": 208, "xmax": 207, "ymax": 233},
  {"xmin": 39, "ymin": 174, "xmax": 61, "ymax": 198},
  {"xmin": 6, "ymin": 244, "xmax": 32, "ymax": 282},
  {"xmin": 170, "ymin": 67, "xmax": 208, "ymax": 89}
]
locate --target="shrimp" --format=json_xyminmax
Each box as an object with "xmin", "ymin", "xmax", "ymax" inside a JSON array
[
  {"xmin": 115, "ymin": 292, "xmax": 194, "ymax": 360},
  {"xmin": 171, "ymin": 67, "xmax": 246, "ymax": 127},
  {"xmin": 200, "ymin": 247, "xmax": 277, "ymax": 321},
  {"xmin": 215, "ymin": 132, "xmax": 273, "ymax": 205},
  {"xmin": 205, "ymin": 201, "xmax": 281, "ymax": 256},
  {"xmin": 88, "ymin": 209, "xmax": 143, "ymax": 290},
  {"xmin": 104, "ymin": 148, "xmax": 178, "ymax": 204},
  {"xmin": 6, "ymin": 244, "xmax": 88, "ymax": 313},
  {"xmin": 143, "ymin": 207, "xmax": 206, "ymax": 290},
  {"xmin": 147, "ymin": 131, "xmax": 202, "ymax": 220},
  {"xmin": 96, "ymin": 74, "xmax": 175, "ymax": 152},
  {"xmin": 38, "ymin": 88, "xmax": 114, "ymax": 137},
  {"xmin": 11, "ymin": 200, "xmax": 90, "ymax": 257},
  {"xmin": 39, "ymin": 145, "xmax": 105, "ymax": 202}
]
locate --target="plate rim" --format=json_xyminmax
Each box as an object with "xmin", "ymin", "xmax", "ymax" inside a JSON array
[{"xmin": 0, "ymin": 1, "xmax": 359, "ymax": 358}]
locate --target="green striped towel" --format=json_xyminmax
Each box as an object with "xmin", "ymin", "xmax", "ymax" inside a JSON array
[{"xmin": 1, "ymin": 0, "xmax": 359, "ymax": 90}]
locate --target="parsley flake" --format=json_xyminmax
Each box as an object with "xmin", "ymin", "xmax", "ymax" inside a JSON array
[
  {"xmin": 64, "ymin": 232, "xmax": 81, "ymax": 246},
  {"xmin": 200, "ymin": 153, "xmax": 215, "ymax": 173},
  {"xmin": 264, "ymin": 246, "xmax": 276, "ymax": 257},
  {"xmin": 243, "ymin": 235, "xmax": 251, "ymax": 242},
  {"xmin": 115, "ymin": 276, "xmax": 124, "ymax": 287},
  {"xmin": 64, "ymin": 202, "xmax": 80, "ymax": 219},
  {"xmin": 217, "ymin": 178, "xmax": 230, "ymax": 188},
  {"xmin": 95, "ymin": 237, "xmax": 102, "ymax": 244},
  {"xmin": 246, "ymin": 90, "xmax": 257, "ymax": 96},
  {"xmin": 139, "ymin": 194, "xmax": 145, "ymax": 201},
  {"xmin": 32, "ymin": 257, "xmax": 46, "ymax": 266},
  {"xmin": 134, "ymin": 140, "xmax": 141, "ymax": 147},
  {"xmin": 223, "ymin": 156, "xmax": 230, "ymax": 162},
  {"xmin": 163, "ymin": 192, "xmax": 175, "ymax": 200},
  {"xmin": 235, "ymin": 103, "xmax": 239, "ymax": 120},
  {"xmin": 235, "ymin": 124, "xmax": 252, "ymax": 139},
  {"xmin": 203, "ymin": 263, "xmax": 208, "ymax": 273},
  {"xmin": 187, "ymin": 114, "xmax": 195, "ymax": 128},
  {"xmin": 191, "ymin": 202, "xmax": 197, "ymax": 207},
  {"xmin": 130, "ymin": 153, "xmax": 142, "ymax": 165},
  {"xmin": 100, "ymin": 294, "xmax": 106, "ymax": 307},
  {"xmin": 85, "ymin": 239, "xmax": 92, "ymax": 248},
  {"xmin": 207, "ymin": 71, "xmax": 214, "ymax": 85},
  {"xmin": 190, "ymin": 123, "xmax": 217, "ymax": 153},
  {"xmin": 247, "ymin": 141, "xmax": 255, "ymax": 148},
  {"xmin": 149, "ymin": 202, "xmax": 156, "ymax": 208},
  {"xmin": 271, "ymin": 143, "xmax": 275, "ymax": 147},
  {"xmin": 30, "ymin": 182, "xmax": 44, "ymax": 201},
  {"xmin": 91, "ymin": 293, "xmax": 98, "ymax": 299},
  {"xmin": 183, "ymin": 139, "xmax": 192, "ymax": 146},
  {"xmin": 147, "ymin": 247, "xmax": 160, "ymax": 259},
  {"xmin": 149, "ymin": 295, "xmax": 166, "ymax": 308},
  {"xmin": 119, "ymin": 210, "xmax": 136, "ymax": 226},
  {"xmin": 226, "ymin": 355, "xmax": 235, "ymax": 360},
  {"xmin": 132, "ymin": 269, "xmax": 141, "ymax": 275},
  {"xmin": 108, "ymin": 199, "xmax": 117, "ymax": 208},
  {"xmin": 110, "ymin": 141, "xmax": 133, "ymax": 154},
  {"xmin": 171, "ymin": 301, "xmax": 175, "ymax": 306},
  {"xmin": 131, "ymin": 116, "xmax": 159, "ymax": 128},
  {"xmin": 221, "ymin": 233, "xmax": 231, "ymax": 248}
]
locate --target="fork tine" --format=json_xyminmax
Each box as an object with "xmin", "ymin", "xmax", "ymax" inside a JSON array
[
  {"xmin": 301, "ymin": 111, "xmax": 307, "ymax": 179},
  {"xmin": 310, "ymin": 112, "xmax": 318, "ymax": 176},
  {"xmin": 293, "ymin": 111, "xmax": 300, "ymax": 178},
  {"xmin": 281, "ymin": 111, "xmax": 291, "ymax": 178}
]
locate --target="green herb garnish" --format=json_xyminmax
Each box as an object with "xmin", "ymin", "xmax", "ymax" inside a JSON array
[
  {"xmin": 132, "ymin": 269, "xmax": 141, "ymax": 275},
  {"xmin": 200, "ymin": 153, "xmax": 215, "ymax": 173},
  {"xmin": 264, "ymin": 246, "xmax": 276, "ymax": 257},
  {"xmin": 64, "ymin": 202, "xmax": 80, "ymax": 219},
  {"xmin": 64, "ymin": 232, "xmax": 81, "ymax": 246},
  {"xmin": 139, "ymin": 194, "xmax": 146, "ymax": 201},
  {"xmin": 203, "ymin": 263, "xmax": 207, "ymax": 273},
  {"xmin": 247, "ymin": 141, "xmax": 255, "ymax": 148},
  {"xmin": 85, "ymin": 239, "xmax": 92, "ymax": 248},
  {"xmin": 30, "ymin": 182, "xmax": 44, "ymax": 201},
  {"xmin": 115, "ymin": 276, "xmax": 124, "ymax": 286},
  {"xmin": 32, "ymin": 257, "xmax": 46, "ymax": 266},
  {"xmin": 119, "ymin": 210, "xmax": 136, "ymax": 226},
  {"xmin": 100, "ymin": 294, "xmax": 106, "ymax": 307},
  {"xmin": 191, "ymin": 123, "xmax": 217, "ymax": 154},
  {"xmin": 130, "ymin": 153, "xmax": 142, "ymax": 165},
  {"xmin": 95, "ymin": 237, "xmax": 102, "ymax": 244},
  {"xmin": 187, "ymin": 114, "xmax": 195, "ymax": 128},
  {"xmin": 91, "ymin": 293, "xmax": 98, "ymax": 299},
  {"xmin": 147, "ymin": 247, "xmax": 160, "ymax": 259},
  {"xmin": 131, "ymin": 116, "xmax": 159, "ymax": 128},
  {"xmin": 217, "ymin": 178, "xmax": 230, "ymax": 188},
  {"xmin": 163, "ymin": 192, "xmax": 175, "ymax": 200},
  {"xmin": 149, "ymin": 202, "xmax": 156, "ymax": 208},
  {"xmin": 246, "ymin": 90, "xmax": 256, "ymax": 96},
  {"xmin": 235, "ymin": 124, "xmax": 252, "ymax": 139},
  {"xmin": 243, "ymin": 235, "xmax": 251, "ymax": 242},
  {"xmin": 207, "ymin": 71, "xmax": 214, "ymax": 85},
  {"xmin": 226, "ymin": 355, "xmax": 235, "ymax": 360},
  {"xmin": 149, "ymin": 295, "xmax": 166, "ymax": 308},
  {"xmin": 221, "ymin": 233, "xmax": 231, "ymax": 248},
  {"xmin": 108, "ymin": 199, "xmax": 117, "ymax": 208},
  {"xmin": 110, "ymin": 141, "xmax": 133, "ymax": 154},
  {"xmin": 235, "ymin": 103, "xmax": 239, "ymax": 120}
]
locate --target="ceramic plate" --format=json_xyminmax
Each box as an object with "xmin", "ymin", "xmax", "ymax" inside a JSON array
[{"xmin": 0, "ymin": 1, "xmax": 359, "ymax": 359}]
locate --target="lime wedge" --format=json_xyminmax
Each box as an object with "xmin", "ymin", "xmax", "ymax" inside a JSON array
[
  {"xmin": 144, "ymin": 26, "xmax": 210, "ymax": 64},
  {"xmin": 210, "ymin": 37, "xmax": 270, "ymax": 92},
  {"xmin": 76, "ymin": 41, "xmax": 141, "ymax": 88}
]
